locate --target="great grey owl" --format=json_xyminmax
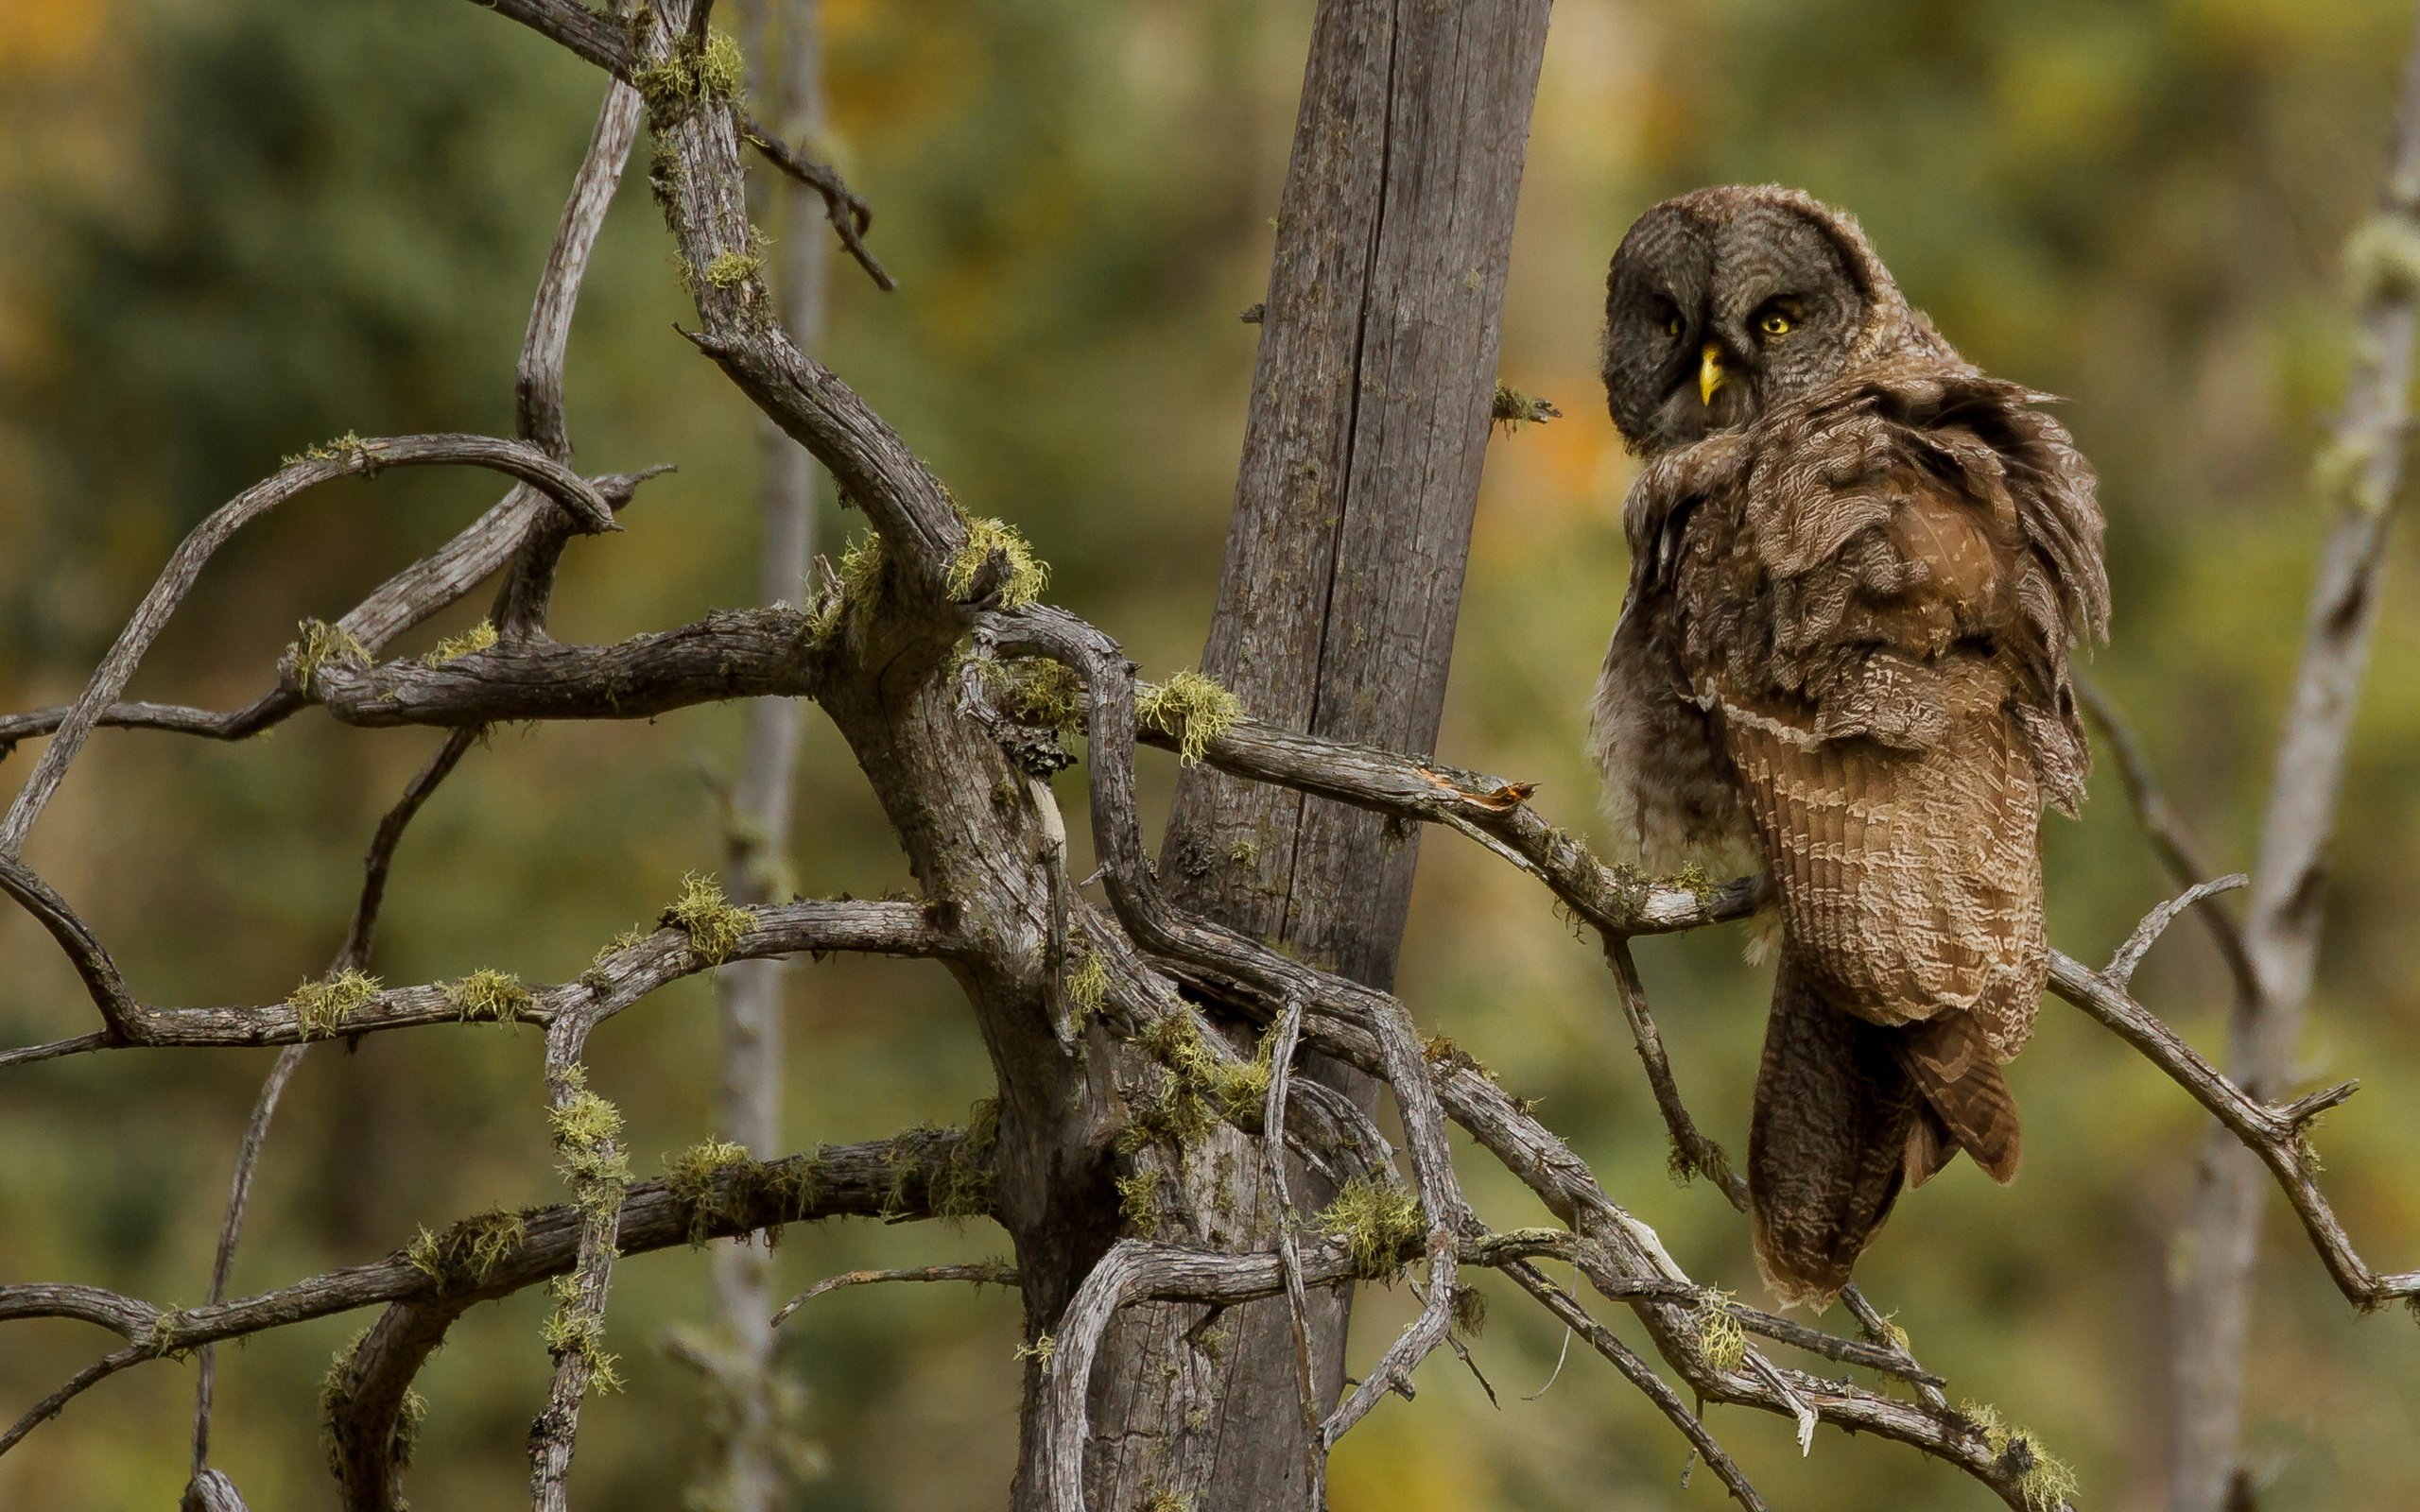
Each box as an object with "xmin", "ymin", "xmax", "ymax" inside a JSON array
[{"xmin": 1590, "ymin": 184, "xmax": 2109, "ymax": 1308}]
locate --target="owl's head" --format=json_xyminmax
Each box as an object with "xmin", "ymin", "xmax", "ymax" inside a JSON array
[{"xmin": 1600, "ymin": 185, "xmax": 1917, "ymax": 455}]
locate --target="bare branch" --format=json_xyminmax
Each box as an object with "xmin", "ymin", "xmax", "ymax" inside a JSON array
[
  {"xmin": 188, "ymin": 1043, "xmax": 307, "ymax": 1480},
  {"xmin": 0, "ymin": 856, "xmax": 140, "ymax": 1035},
  {"xmin": 2166, "ymin": 19, "xmax": 2420, "ymax": 1502},
  {"xmin": 2106, "ymin": 874, "xmax": 2251, "ymax": 989},
  {"xmin": 1257, "ymin": 995, "xmax": 1326, "ymax": 1502},
  {"xmin": 1130, "ymin": 705, "xmax": 1766, "ymax": 936},
  {"xmin": 0, "ymin": 1348, "xmax": 148, "ymax": 1460},
  {"xmin": 323, "ymin": 1293, "xmax": 473, "ymax": 1512},
  {"xmin": 769, "ymin": 1263, "xmax": 1019, "ymax": 1328},
  {"xmin": 497, "ymin": 76, "xmax": 646, "ymax": 637},
  {"xmin": 1321, "ymin": 991, "xmax": 1470, "ymax": 1447},
  {"xmin": 2047, "ymin": 952, "xmax": 2420, "ymax": 1310},
  {"xmin": 1606, "ymin": 936, "xmax": 1740, "ymax": 1200},
  {"xmin": 181, "ymin": 1470, "xmax": 250, "ymax": 1512},
  {"xmin": 1500, "ymin": 1261, "xmax": 1768, "ymax": 1512},
  {"xmin": 312, "ymin": 608, "xmax": 825, "ymax": 730},
  {"xmin": 527, "ymin": 1023, "xmax": 622, "ymax": 1512},
  {"xmin": 0, "ymin": 434, "xmax": 614, "ymax": 858}
]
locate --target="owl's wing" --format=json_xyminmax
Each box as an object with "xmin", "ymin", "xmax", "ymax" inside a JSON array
[{"xmin": 1700, "ymin": 440, "xmax": 2049, "ymax": 1063}]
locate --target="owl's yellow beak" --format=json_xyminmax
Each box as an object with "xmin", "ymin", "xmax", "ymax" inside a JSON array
[{"xmin": 1698, "ymin": 341, "xmax": 1728, "ymax": 406}]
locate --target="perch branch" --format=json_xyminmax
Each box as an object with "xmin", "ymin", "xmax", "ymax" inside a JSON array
[{"xmin": 985, "ymin": 603, "xmax": 2049, "ymax": 1509}]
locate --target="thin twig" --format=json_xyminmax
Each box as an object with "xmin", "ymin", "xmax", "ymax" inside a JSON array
[
  {"xmin": 769, "ymin": 1263, "xmax": 1019, "ymax": 1328},
  {"xmin": 1501, "ymin": 1262, "xmax": 1769, "ymax": 1512},
  {"xmin": 0, "ymin": 435, "xmax": 612, "ymax": 860}
]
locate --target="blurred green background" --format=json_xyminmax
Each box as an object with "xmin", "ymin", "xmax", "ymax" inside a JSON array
[{"xmin": 4, "ymin": 0, "xmax": 2418, "ymax": 1507}]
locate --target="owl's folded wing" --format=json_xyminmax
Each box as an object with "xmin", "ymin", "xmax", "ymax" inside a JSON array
[{"xmin": 1708, "ymin": 455, "xmax": 2048, "ymax": 1055}]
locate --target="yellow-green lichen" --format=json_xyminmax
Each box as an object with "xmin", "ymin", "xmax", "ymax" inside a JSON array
[
  {"xmin": 1316, "ymin": 1177, "xmax": 1425, "ymax": 1281},
  {"xmin": 703, "ymin": 246, "xmax": 764, "ymax": 289},
  {"xmin": 283, "ymin": 429, "xmax": 371, "ymax": 467},
  {"xmin": 1014, "ymin": 1332, "xmax": 1056, "ymax": 1366},
  {"xmin": 978, "ymin": 655, "xmax": 1085, "ymax": 734},
  {"xmin": 593, "ymin": 926, "xmax": 651, "ymax": 969},
  {"xmin": 1137, "ymin": 671, "xmax": 1243, "ymax": 765},
  {"xmin": 549, "ymin": 1065, "xmax": 632, "ymax": 1223},
  {"xmin": 2345, "ymin": 212, "xmax": 2420, "ymax": 302},
  {"xmin": 444, "ymin": 967, "xmax": 530, "ymax": 1024},
  {"xmin": 320, "ymin": 1327, "xmax": 428, "ymax": 1474},
  {"xmin": 1115, "ymin": 1166, "xmax": 1164, "ymax": 1238},
  {"xmin": 1689, "ymin": 1288, "xmax": 1746, "ymax": 1374},
  {"xmin": 1120, "ymin": 1015, "xmax": 1270, "ymax": 1151},
  {"xmin": 405, "ymin": 1208, "xmax": 527, "ymax": 1290},
  {"xmin": 422, "ymin": 619, "xmax": 498, "ymax": 666},
  {"xmin": 144, "ymin": 1307, "xmax": 195, "ymax": 1360},
  {"xmin": 1665, "ymin": 860, "xmax": 1724, "ymax": 906},
  {"xmin": 882, "ymin": 1101, "xmax": 998, "ymax": 1222},
  {"xmin": 289, "ymin": 618, "xmax": 370, "ymax": 694},
  {"xmin": 632, "ymin": 27, "xmax": 747, "ymax": 122},
  {"xmin": 807, "ymin": 531, "xmax": 886, "ymax": 645},
  {"xmin": 289, "ymin": 969, "xmax": 380, "ymax": 1039},
  {"xmin": 1962, "ymin": 1400, "xmax": 2080, "ymax": 1512},
  {"xmin": 1136, "ymin": 1484, "xmax": 1192, "ymax": 1512},
  {"xmin": 665, "ymin": 1137, "xmax": 751, "ymax": 1246},
  {"xmin": 542, "ymin": 1276, "xmax": 626, "ymax": 1396},
  {"xmin": 1064, "ymin": 951, "xmax": 1112, "ymax": 1025},
  {"xmin": 936, "ymin": 1099, "xmax": 999, "ymax": 1218},
  {"xmin": 696, "ymin": 28, "xmax": 746, "ymax": 99},
  {"xmin": 664, "ymin": 871, "xmax": 750, "ymax": 966},
  {"xmin": 945, "ymin": 517, "xmax": 1050, "ymax": 608},
  {"xmin": 1490, "ymin": 381, "xmax": 1561, "ymax": 431}
]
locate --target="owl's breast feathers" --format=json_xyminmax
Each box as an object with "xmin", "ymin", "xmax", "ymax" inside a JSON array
[{"xmin": 1592, "ymin": 364, "xmax": 2108, "ymax": 1190}]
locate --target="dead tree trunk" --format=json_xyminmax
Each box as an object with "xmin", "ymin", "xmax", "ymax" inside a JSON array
[
  {"xmin": 2163, "ymin": 16, "xmax": 2420, "ymax": 1506},
  {"xmin": 1080, "ymin": 4, "xmax": 1550, "ymax": 1504}
]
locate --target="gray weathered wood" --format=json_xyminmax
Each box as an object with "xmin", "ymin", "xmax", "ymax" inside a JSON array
[
  {"xmin": 2166, "ymin": 11, "xmax": 2420, "ymax": 1508},
  {"xmin": 1090, "ymin": 3, "xmax": 1550, "ymax": 1503}
]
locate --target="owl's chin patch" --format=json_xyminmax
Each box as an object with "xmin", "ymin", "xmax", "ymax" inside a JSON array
[{"xmin": 1644, "ymin": 383, "xmax": 1757, "ymax": 451}]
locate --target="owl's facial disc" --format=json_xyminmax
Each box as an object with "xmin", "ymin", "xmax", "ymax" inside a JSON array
[{"xmin": 1601, "ymin": 194, "xmax": 1871, "ymax": 455}]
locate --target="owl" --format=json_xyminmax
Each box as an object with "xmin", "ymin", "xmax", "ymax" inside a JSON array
[{"xmin": 1590, "ymin": 185, "xmax": 2108, "ymax": 1308}]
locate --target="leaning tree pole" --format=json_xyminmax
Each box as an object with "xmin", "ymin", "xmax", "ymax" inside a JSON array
[{"xmin": 1085, "ymin": 4, "xmax": 1550, "ymax": 1503}]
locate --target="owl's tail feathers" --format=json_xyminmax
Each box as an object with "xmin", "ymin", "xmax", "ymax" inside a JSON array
[
  {"xmin": 1893, "ymin": 1011, "xmax": 2022, "ymax": 1187},
  {"xmin": 1748, "ymin": 954, "xmax": 1920, "ymax": 1312}
]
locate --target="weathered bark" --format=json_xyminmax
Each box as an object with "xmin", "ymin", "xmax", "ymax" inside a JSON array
[{"xmin": 1083, "ymin": 2, "xmax": 1551, "ymax": 1504}]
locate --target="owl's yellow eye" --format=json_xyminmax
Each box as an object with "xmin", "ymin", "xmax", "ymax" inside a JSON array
[
  {"xmin": 1759, "ymin": 310, "xmax": 1795, "ymax": 337},
  {"xmin": 1665, "ymin": 316, "xmax": 1684, "ymax": 338}
]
